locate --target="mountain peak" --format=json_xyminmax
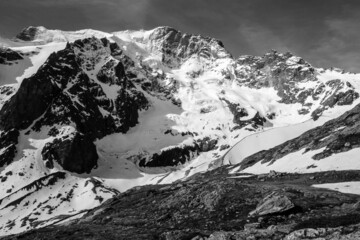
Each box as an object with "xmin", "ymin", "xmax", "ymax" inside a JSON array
[
  {"xmin": 15, "ymin": 26, "xmax": 48, "ymax": 41},
  {"xmin": 14, "ymin": 26, "xmax": 111, "ymax": 44},
  {"xmin": 149, "ymin": 25, "xmax": 226, "ymax": 48},
  {"xmin": 152, "ymin": 25, "xmax": 178, "ymax": 34}
]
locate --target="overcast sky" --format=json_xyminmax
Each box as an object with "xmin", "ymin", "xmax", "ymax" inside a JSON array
[{"xmin": 1, "ymin": 0, "xmax": 360, "ymax": 72}]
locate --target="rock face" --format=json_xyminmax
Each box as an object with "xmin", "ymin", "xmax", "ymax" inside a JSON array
[
  {"xmin": 148, "ymin": 26, "xmax": 231, "ymax": 67},
  {"xmin": 0, "ymin": 129, "xmax": 19, "ymax": 168},
  {"xmin": 222, "ymin": 98, "xmax": 270, "ymax": 130},
  {"xmin": 0, "ymin": 66, "xmax": 62, "ymax": 130},
  {"xmin": 311, "ymin": 80, "xmax": 359, "ymax": 120},
  {"xmin": 236, "ymin": 51, "xmax": 316, "ymax": 93},
  {"xmin": 0, "ymin": 37, "xmax": 150, "ymax": 172},
  {"xmin": 0, "ymin": 47, "xmax": 23, "ymax": 65},
  {"xmin": 15, "ymin": 26, "xmax": 46, "ymax": 41},
  {"xmin": 249, "ymin": 192, "xmax": 295, "ymax": 217},
  {"xmin": 42, "ymin": 131, "xmax": 98, "ymax": 174},
  {"xmin": 139, "ymin": 137, "xmax": 218, "ymax": 168},
  {"xmin": 139, "ymin": 145, "xmax": 199, "ymax": 168},
  {"xmin": 235, "ymin": 50, "xmax": 359, "ymax": 119}
]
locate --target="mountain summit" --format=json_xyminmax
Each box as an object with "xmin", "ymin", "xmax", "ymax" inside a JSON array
[{"xmin": 1, "ymin": 26, "xmax": 360, "ymax": 237}]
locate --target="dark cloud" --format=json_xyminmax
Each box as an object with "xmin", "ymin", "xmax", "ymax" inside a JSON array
[{"xmin": 0, "ymin": 0, "xmax": 360, "ymax": 71}]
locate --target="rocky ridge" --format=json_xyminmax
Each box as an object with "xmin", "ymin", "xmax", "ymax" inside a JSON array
[{"xmin": 232, "ymin": 102, "xmax": 360, "ymax": 172}]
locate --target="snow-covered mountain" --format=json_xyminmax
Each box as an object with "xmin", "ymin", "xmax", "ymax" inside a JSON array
[{"xmin": 1, "ymin": 25, "xmax": 360, "ymax": 236}]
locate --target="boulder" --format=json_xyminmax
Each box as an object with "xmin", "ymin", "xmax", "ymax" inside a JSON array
[{"xmin": 249, "ymin": 192, "xmax": 295, "ymax": 217}]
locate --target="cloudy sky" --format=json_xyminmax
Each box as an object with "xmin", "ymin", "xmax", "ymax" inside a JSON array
[{"xmin": 1, "ymin": 0, "xmax": 360, "ymax": 71}]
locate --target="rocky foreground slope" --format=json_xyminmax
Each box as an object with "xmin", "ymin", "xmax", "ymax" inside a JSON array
[
  {"xmin": 6, "ymin": 169, "xmax": 360, "ymax": 240},
  {"xmin": 1, "ymin": 26, "xmax": 360, "ymax": 237}
]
